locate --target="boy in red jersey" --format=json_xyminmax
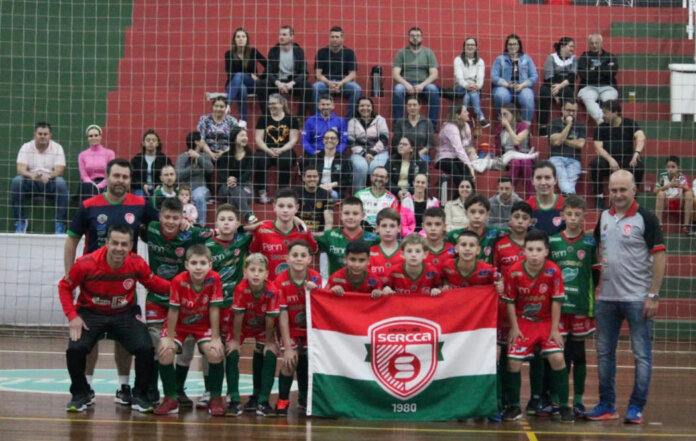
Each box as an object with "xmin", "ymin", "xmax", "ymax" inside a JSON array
[
  {"xmin": 250, "ymin": 188, "xmax": 318, "ymax": 278},
  {"xmin": 422, "ymin": 207, "xmax": 456, "ymax": 269},
  {"xmin": 328, "ymin": 240, "xmax": 384, "ymax": 298},
  {"xmin": 59, "ymin": 225, "xmax": 170, "ymax": 413},
  {"xmin": 369, "ymin": 208, "xmax": 404, "ymax": 283},
  {"xmin": 383, "ymin": 234, "xmax": 442, "ymax": 296},
  {"xmin": 225, "ymin": 253, "xmax": 282, "ymax": 417},
  {"xmin": 274, "ymin": 240, "xmax": 322, "ymax": 415},
  {"xmin": 502, "ymin": 230, "xmax": 573, "ymax": 423},
  {"xmin": 442, "ymin": 231, "xmax": 504, "ymax": 291},
  {"xmin": 154, "ymin": 245, "xmax": 225, "ymax": 416}
]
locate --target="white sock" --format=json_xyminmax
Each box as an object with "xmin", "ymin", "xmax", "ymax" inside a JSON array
[
  {"xmin": 86, "ymin": 375, "xmax": 93, "ymax": 386},
  {"xmin": 118, "ymin": 375, "xmax": 130, "ymax": 386}
]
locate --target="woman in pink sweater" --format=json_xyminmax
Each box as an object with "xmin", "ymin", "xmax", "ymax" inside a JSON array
[{"xmin": 78, "ymin": 125, "xmax": 115, "ymax": 200}]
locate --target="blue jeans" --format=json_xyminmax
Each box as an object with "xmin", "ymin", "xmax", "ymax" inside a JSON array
[
  {"xmin": 492, "ymin": 86, "xmax": 535, "ymax": 123},
  {"xmin": 549, "ymin": 156, "xmax": 582, "ymax": 195},
  {"xmin": 11, "ymin": 175, "xmax": 68, "ymax": 222},
  {"xmin": 226, "ymin": 72, "xmax": 256, "ymax": 121},
  {"xmin": 312, "ymin": 81, "xmax": 362, "ymax": 119},
  {"xmin": 454, "ymin": 85, "xmax": 485, "ymax": 120},
  {"xmin": 192, "ymin": 185, "xmax": 210, "ymax": 227},
  {"xmin": 350, "ymin": 151, "xmax": 389, "ymax": 191},
  {"xmin": 595, "ymin": 300, "xmax": 653, "ymax": 410},
  {"xmin": 392, "ymin": 83, "xmax": 441, "ymax": 130}
]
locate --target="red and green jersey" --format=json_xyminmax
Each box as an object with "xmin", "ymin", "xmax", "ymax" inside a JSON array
[
  {"xmin": 493, "ymin": 236, "xmax": 526, "ymax": 275},
  {"xmin": 169, "ymin": 270, "xmax": 224, "ymax": 330},
  {"xmin": 316, "ymin": 228, "xmax": 380, "ymax": 274},
  {"xmin": 442, "ymin": 259, "xmax": 497, "ymax": 288},
  {"xmin": 231, "ymin": 279, "xmax": 281, "ymax": 336},
  {"xmin": 328, "ymin": 267, "xmax": 383, "ymax": 293},
  {"xmin": 387, "ymin": 263, "xmax": 441, "ymax": 295},
  {"xmin": 549, "ymin": 231, "xmax": 599, "ymax": 316},
  {"xmin": 206, "ymin": 233, "xmax": 253, "ymax": 306},
  {"xmin": 502, "ymin": 260, "xmax": 565, "ymax": 322},
  {"xmin": 275, "ymin": 268, "xmax": 322, "ymax": 337},
  {"xmin": 249, "ymin": 221, "xmax": 318, "ymax": 278},
  {"xmin": 424, "ymin": 242, "xmax": 456, "ymax": 269},
  {"xmin": 526, "ymin": 195, "xmax": 565, "ymax": 236},
  {"xmin": 369, "ymin": 244, "xmax": 403, "ymax": 282},
  {"xmin": 447, "ymin": 226, "xmax": 508, "ymax": 264}
]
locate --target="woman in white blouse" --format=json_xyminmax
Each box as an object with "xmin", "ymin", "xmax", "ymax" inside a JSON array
[{"xmin": 454, "ymin": 37, "xmax": 490, "ymax": 128}]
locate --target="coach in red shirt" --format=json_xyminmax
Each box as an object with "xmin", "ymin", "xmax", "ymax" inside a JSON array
[{"xmin": 59, "ymin": 224, "xmax": 170, "ymax": 413}]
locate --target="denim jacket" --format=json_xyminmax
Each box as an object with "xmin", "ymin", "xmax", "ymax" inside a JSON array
[{"xmin": 491, "ymin": 53, "xmax": 538, "ymax": 88}]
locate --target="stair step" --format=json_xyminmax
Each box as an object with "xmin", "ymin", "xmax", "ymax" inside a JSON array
[
  {"xmin": 610, "ymin": 22, "xmax": 688, "ymax": 39},
  {"xmin": 617, "ymin": 54, "xmax": 694, "ymax": 70}
]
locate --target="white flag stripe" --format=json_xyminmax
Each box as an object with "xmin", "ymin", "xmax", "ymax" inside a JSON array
[{"xmin": 309, "ymin": 328, "xmax": 496, "ymax": 381}]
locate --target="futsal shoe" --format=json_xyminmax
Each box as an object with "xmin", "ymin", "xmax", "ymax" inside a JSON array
[
  {"xmin": 573, "ymin": 403, "xmax": 586, "ymax": 418},
  {"xmin": 196, "ymin": 391, "xmax": 210, "ymax": 409},
  {"xmin": 503, "ymin": 405, "xmax": 522, "ymax": 421},
  {"xmin": 131, "ymin": 396, "xmax": 154, "ymax": 413},
  {"xmin": 624, "ymin": 405, "xmax": 644, "ymax": 424},
  {"xmin": 584, "ymin": 402, "xmax": 619, "ymax": 420},
  {"xmin": 66, "ymin": 394, "xmax": 91, "ymax": 412},
  {"xmin": 243, "ymin": 395, "xmax": 258, "ymax": 412},
  {"xmin": 177, "ymin": 389, "xmax": 193, "ymax": 408},
  {"xmin": 154, "ymin": 396, "xmax": 179, "ymax": 415},
  {"xmin": 227, "ymin": 401, "xmax": 243, "ymax": 416},
  {"xmin": 559, "ymin": 406, "xmax": 575, "ymax": 423},
  {"xmin": 256, "ymin": 401, "xmax": 274, "ymax": 417},
  {"xmin": 208, "ymin": 396, "xmax": 227, "ymax": 416},
  {"xmin": 275, "ymin": 399, "xmax": 290, "ymax": 416},
  {"xmin": 114, "ymin": 384, "xmax": 132, "ymax": 406}
]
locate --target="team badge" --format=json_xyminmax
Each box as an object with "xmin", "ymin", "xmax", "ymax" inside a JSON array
[
  {"xmin": 97, "ymin": 214, "xmax": 108, "ymax": 224},
  {"xmin": 577, "ymin": 250, "xmax": 586, "ymax": 260},
  {"xmin": 367, "ymin": 317, "xmax": 442, "ymax": 400},
  {"xmin": 622, "ymin": 225, "xmax": 632, "ymax": 235},
  {"xmin": 234, "ymin": 249, "xmax": 240, "ymax": 256},
  {"xmin": 122, "ymin": 279, "xmax": 135, "ymax": 290},
  {"xmin": 175, "ymin": 247, "xmax": 185, "ymax": 257},
  {"xmin": 124, "ymin": 213, "xmax": 135, "ymax": 224},
  {"xmin": 539, "ymin": 283, "xmax": 548, "ymax": 294},
  {"xmin": 484, "ymin": 246, "xmax": 492, "ymax": 256},
  {"xmin": 553, "ymin": 217, "xmax": 562, "ymax": 227}
]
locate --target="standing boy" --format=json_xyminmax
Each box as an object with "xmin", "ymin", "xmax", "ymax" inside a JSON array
[
  {"xmin": 383, "ymin": 234, "xmax": 441, "ymax": 296},
  {"xmin": 369, "ymin": 208, "xmax": 404, "ymax": 283},
  {"xmin": 421, "ymin": 207, "xmax": 456, "ymax": 269}
]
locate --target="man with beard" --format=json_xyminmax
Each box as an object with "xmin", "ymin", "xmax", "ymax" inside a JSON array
[
  {"xmin": 355, "ymin": 166, "xmax": 400, "ymax": 232},
  {"xmin": 63, "ymin": 158, "xmax": 159, "ymax": 410}
]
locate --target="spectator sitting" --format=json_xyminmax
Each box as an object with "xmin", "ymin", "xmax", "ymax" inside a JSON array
[
  {"xmin": 11, "ymin": 121, "xmax": 69, "ymax": 234},
  {"xmin": 198, "ymin": 96, "xmax": 240, "ymax": 161},
  {"xmin": 387, "ymin": 137, "xmax": 428, "ymax": 195},
  {"xmin": 216, "ymin": 127, "xmax": 255, "ymax": 223},
  {"xmin": 224, "ymin": 27, "xmax": 267, "ymax": 122},
  {"xmin": 491, "ymin": 34, "xmax": 538, "ymax": 124},
  {"xmin": 78, "ymin": 124, "xmax": 115, "ymax": 201},
  {"xmin": 392, "ymin": 27, "xmax": 440, "ymax": 129},
  {"xmin": 150, "ymin": 164, "xmax": 177, "ymax": 211},
  {"xmin": 312, "ymin": 26, "xmax": 362, "ymax": 119},
  {"xmin": 297, "ymin": 163, "xmax": 334, "ymax": 233},
  {"xmin": 177, "ymin": 186, "xmax": 197, "ymax": 225},
  {"xmin": 488, "ymin": 176, "xmax": 523, "ymax": 229},
  {"xmin": 454, "ymin": 37, "xmax": 490, "ymax": 128},
  {"xmin": 302, "ymin": 94, "xmax": 348, "ymax": 156},
  {"xmin": 392, "ymin": 95, "xmax": 435, "ymax": 163},
  {"xmin": 435, "ymin": 104, "xmax": 475, "ymax": 184},
  {"xmin": 130, "ymin": 129, "xmax": 173, "ymax": 198},
  {"xmin": 654, "ymin": 155, "xmax": 693, "ymax": 235},
  {"xmin": 176, "ymin": 132, "xmax": 213, "ymax": 226},
  {"xmin": 577, "ymin": 33, "xmax": 618, "ymax": 125},
  {"xmin": 495, "ymin": 103, "xmax": 533, "ymax": 196},
  {"xmin": 314, "ymin": 128, "xmax": 353, "ymax": 201},
  {"xmin": 410, "ymin": 173, "xmax": 440, "ymax": 232},
  {"xmin": 444, "ymin": 176, "xmax": 475, "ymax": 232},
  {"xmin": 548, "ymin": 99, "xmax": 586, "ymax": 195},
  {"xmin": 538, "ymin": 37, "xmax": 577, "ymax": 136},
  {"xmin": 347, "ymin": 96, "xmax": 390, "ymax": 190}
]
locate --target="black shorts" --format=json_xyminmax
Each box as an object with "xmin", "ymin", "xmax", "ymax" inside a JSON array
[{"xmin": 68, "ymin": 306, "xmax": 153, "ymax": 355}]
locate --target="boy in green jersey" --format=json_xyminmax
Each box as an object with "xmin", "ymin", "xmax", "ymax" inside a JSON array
[{"xmin": 447, "ymin": 194, "xmax": 508, "ymax": 264}]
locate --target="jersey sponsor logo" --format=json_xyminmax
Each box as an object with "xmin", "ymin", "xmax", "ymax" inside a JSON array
[
  {"xmin": 329, "ymin": 245, "xmax": 346, "ymax": 256},
  {"xmin": 97, "ymin": 214, "xmax": 108, "ymax": 224},
  {"xmin": 368, "ymin": 278, "xmax": 379, "ymax": 287},
  {"xmin": 125, "ymin": 213, "xmax": 135, "ymax": 224},
  {"xmin": 111, "ymin": 296, "xmax": 128, "ymax": 309},
  {"xmin": 576, "ymin": 250, "xmax": 586, "ymax": 260},
  {"xmin": 522, "ymin": 303, "xmax": 542, "ymax": 318},
  {"xmin": 479, "ymin": 269, "xmax": 492, "ymax": 277},
  {"xmin": 544, "ymin": 268, "xmax": 556, "ymax": 276},
  {"xmin": 275, "ymin": 262, "xmax": 289, "ymax": 275},
  {"xmin": 562, "ymin": 267, "xmax": 579, "ymax": 283},
  {"xmin": 294, "ymin": 311, "xmax": 306, "ymax": 326},
  {"xmin": 122, "ymin": 279, "xmax": 135, "ymax": 290},
  {"xmin": 500, "ymin": 255, "xmax": 521, "ymax": 265},
  {"xmin": 262, "ymin": 242, "xmax": 284, "ymax": 252},
  {"xmin": 551, "ymin": 250, "xmax": 566, "ymax": 259},
  {"xmin": 622, "ymin": 224, "xmax": 633, "ymax": 235},
  {"xmin": 553, "ymin": 217, "xmax": 562, "ymax": 227},
  {"xmin": 425, "ymin": 271, "xmax": 437, "ymax": 279},
  {"xmin": 92, "ymin": 296, "xmax": 111, "ymax": 306},
  {"xmin": 368, "ymin": 317, "xmax": 442, "ymax": 400},
  {"xmin": 182, "ymin": 314, "xmax": 203, "ymax": 325},
  {"xmin": 179, "ymin": 231, "xmax": 192, "ymax": 240}
]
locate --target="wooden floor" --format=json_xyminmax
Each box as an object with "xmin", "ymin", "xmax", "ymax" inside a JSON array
[{"xmin": 1, "ymin": 336, "xmax": 695, "ymax": 441}]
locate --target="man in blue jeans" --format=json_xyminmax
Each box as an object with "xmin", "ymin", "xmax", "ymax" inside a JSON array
[
  {"xmin": 11, "ymin": 122, "xmax": 69, "ymax": 234},
  {"xmin": 588, "ymin": 170, "xmax": 665, "ymax": 424},
  {"xmin": 391, "ymin": 27, "xmax": 440, "ymax": 130},
  {"xmin": 548, "ymin": 100, "xmax": 586, "ymax": 195}
]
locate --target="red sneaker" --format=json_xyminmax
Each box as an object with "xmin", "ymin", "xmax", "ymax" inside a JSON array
[
  {"xmin": 154, "ymin": 396, "xmax": 179, "ymax": 415},
  {"xmin": 208, "ymin": 396, "xmax": 227, "ymax": 416},
  {"xmin": 275, "ymin": 398, "xmax": 290, "ymax": 416}
]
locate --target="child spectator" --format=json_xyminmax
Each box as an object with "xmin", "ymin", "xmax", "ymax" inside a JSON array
[
  {"xmin": 654, "ymin": 155, "xmax": 693, "ymax": 235},
  {"xmin": 177, "ymin": 186, "xmax": 198, "ymax": 225},
  {"xmin": 383, "ymin": 234, "xmax": 441, "ymax": 296},
  {"xmin": 327, "ymin": 240, "xmax": 384, "ymax": 298}
]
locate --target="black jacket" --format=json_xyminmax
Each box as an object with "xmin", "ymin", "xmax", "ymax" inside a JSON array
[
  {"xmin": 216, "ymin": 148, "xmax": 254, "ymax": 187},
  {"xmin": 130, "ymin": 152, "xmax": 173, "ymax": 191},
  {"xmin": 386, "ymin": 157, "xmax": 428, "ymax": 194},
  {"xmin": 224, "ymin": 47, "xmax": 267, "ymax": 81},
  {"xmin": 301, "ymin": 151, "xmax": 353, "ymax": 196},
  {"xmin": 265, "ymin": 43, "xmax": 308, "ymax": 82},
  {"xmin": 577, "ymin": 50, "xmax": 618, "ymax": 89}
]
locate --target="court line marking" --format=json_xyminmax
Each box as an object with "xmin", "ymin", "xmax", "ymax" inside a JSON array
[
  {"xmin": 526, "ymin": 431, "xmax": 539, "ymax": 441},
  {"xmin": 0, "ymin": 416, "xmax": 695, "ymax": 438}
]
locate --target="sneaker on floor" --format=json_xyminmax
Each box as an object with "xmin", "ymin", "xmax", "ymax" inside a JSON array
[
  {"xmin": 243, "ymin": 395, "xmax": 258, "ymax": 412},
  {"xmin": 487, "ymin": 409, "xmax": 503, "ymax": 423},
  {"xmin": 208, "ymin": 396, "xmax": 227, "ymax": 416},
  {"xmin": 536, "ymin": 401, "xmax": 559, "ymax": 417},
  {"xmin": 526, "ymin": 396, "xmax": 542, "ymax": 415},
  {"xmin": 503, "ymin": 405, "xmax": 522, "ymax": 421},
  {"xmin": 55, "ymin": 222, "xmax": 66, "ymax": 234},
  {"xmin": 258, "ymin": 190, "xmax": 271, "ymax": 204},
  {"xmin": 256, "ymin": 401, "xmax": 274, "ymax": 417},
  {"xmin": 147, "ymin": 388, "xmax": 161, "ymax": 405},
  {"xmin": 114, "ymin": 384, "xmax": 132, "ymax": 406},
  {"xmin": 275, "ymin": 398, "xmax": 290, "ymax": 416},
  {"xmin": 298, "ymin": 396, "xmax": 307, "ymax": 411},
  {"xmin": 196, "ymin": 391, "xmax": 210, "ymax": 409},
  {"xmin": 66, "ymin": 394, "xmax": 91, "ymax": 412},
  {"xmin": 88, "ymin": 389, "xmax": 96, "ymax": 406},
  {"xmin": 559, "ymin": 406, "xmax": 575, "ymax": 423},
  {"xmin": 584, "ymin": 402, "xmax": 619, "ymax": 420},
  {"xmin": 14, "ymin": 220, "xmax": 28, "ymax": 234},
  {"xmin": 131, "ymin": 396, "xmax": 154, "ymax": 413},
  {"xmin": 573, "ymin": 403, "xmax": 586, "ymax": 418},
  {"xmin": 479, "ymin": 118, "xmax": 491, "ymax": 129},
  {"xmin": 154, "ymin": 396, "xmax": 179, "ymax": 415},
  {"xmin": 177, "ymin": 389, "xmax": 193, "ymax": 408},
  {"xmin": 227, "ymin": 401, "xmax": 243, "ymax": 416},
  {"xmin": 624, "ymin": 405, "xmax": 644, "ymax": 424}
]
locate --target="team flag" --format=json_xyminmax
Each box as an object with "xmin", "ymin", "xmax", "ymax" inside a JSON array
[{"xmin": 307, "ymin": 287, "xmax": 498, "ymax": 420}]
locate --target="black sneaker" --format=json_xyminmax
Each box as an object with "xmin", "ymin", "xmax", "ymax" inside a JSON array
[
  {"xmin": 88, "ymin": 389, "xmax": 96, "ymax": 406},
  {"xmin": 298, "ymin": 396, "xmax": 307, "ymax": 411},
  {"xmin": 243, "ymin": 395, "xmax": 258, "ymax": 412},
  {"xmin": 536, "ymin": 401, "xmax": 560, "ymax": 417},
  {"xmin": 559, "ymin": 406, "xmax": 575, "ymax": 423},
  {"xmin": 503, "ymin": 405, "xmax": 523, "ymax": 421},
  {"xmin": 114, "ymin": 384, "xmax": 132, "ymax": 406},
  {"xmin": 256, "ymin": 401, "xmax": 274, "ymax": 417},
  {"xmin": 131, "ymin": 396, "xmax": 154, "ymax": 413},
  {"xmin": 479, "ymin": 118, "xmax": 491, "ymax": 129},
  {"xmin": 66, "ymin": 394, "xmax": 91, "ymax": 412},
  {"xmin": 227, "ymin": 401, "xmax": 243, "ymax": 416},
  {"xmin": 573, "ymin": 403, "xmax": 586, "ymax": 418},
  {"xmin": 526, "ymin": 396, "xmax": 542, "ymax": 415},
  {"xmin": 147, "ymin": 387, "xmax": 160, "ymax": 405},
  {"xmin": 177, "ymin": 389, "xmax": 193, "ymax": 408}
]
